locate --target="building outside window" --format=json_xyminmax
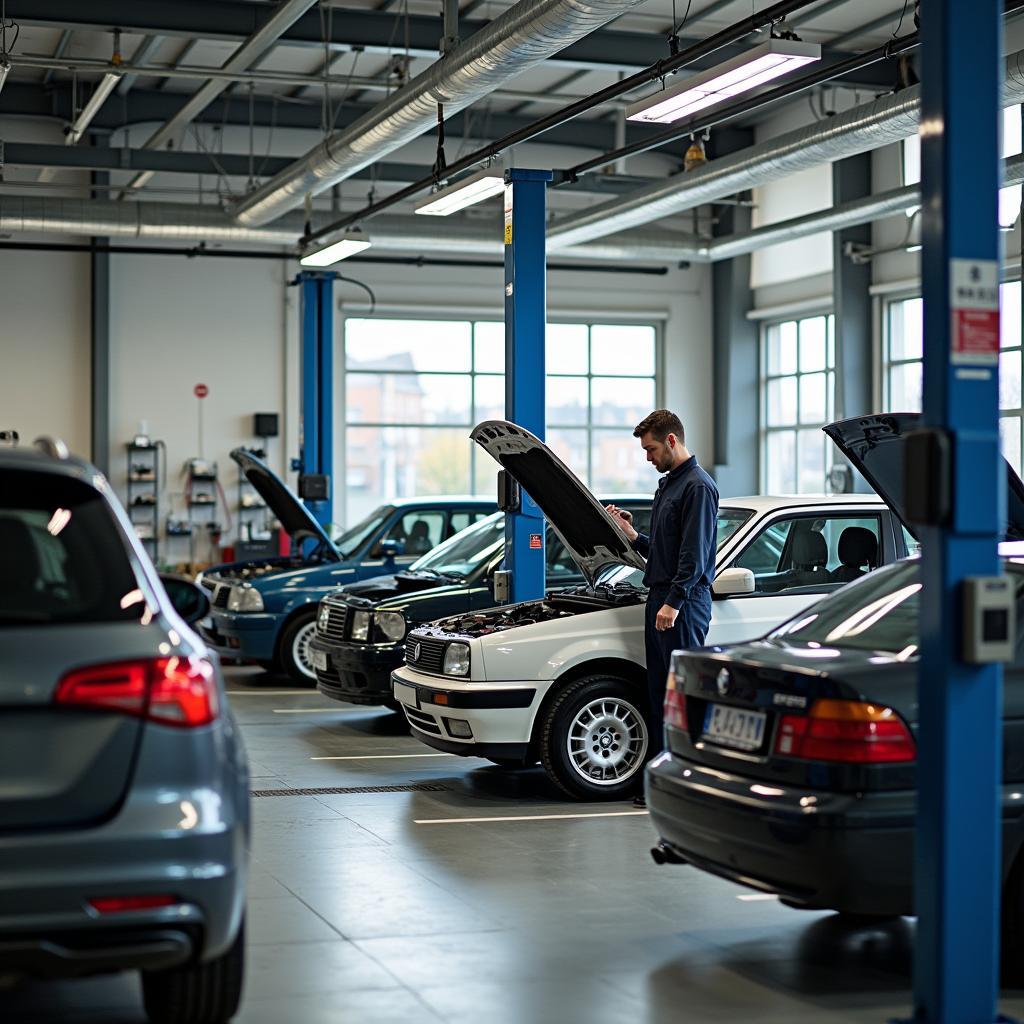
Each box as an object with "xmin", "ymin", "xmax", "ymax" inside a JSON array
[
  {"xmin": 761, "ymin": 314, "xmax": 836, "ymax": 494},
  {"xmin": 883, "ymin": 282, "xmax": 1023, "ymax": 473},
  {"xmin": 343, "ymin": 318, "xmax": 659, "ymax": 522}
]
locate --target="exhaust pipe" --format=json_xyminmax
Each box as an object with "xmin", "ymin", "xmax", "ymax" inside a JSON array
[{"xmin": 650, "ymin": 843, "xmax": 688, "ymax": 866}]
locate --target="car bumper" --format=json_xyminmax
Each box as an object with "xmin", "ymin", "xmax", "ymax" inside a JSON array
[
  {"xmin": 645, "ymin": 750, "xmax": 916, "ymax": 916},
  {"xmin": 390, "ymin": 667, "xmax": 538, "ymax": 760},
  {"xmin": 311, "ymin": 637, "xmax": 400, "ymax": 706},
  {"xmin": 206, "ymin": 610, "xmax": 278, "ymax": 661}
]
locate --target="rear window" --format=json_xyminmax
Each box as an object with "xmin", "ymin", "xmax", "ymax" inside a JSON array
[{"xmin": 0, "ymin": 471, "xmax": 144, "ymax": 626}]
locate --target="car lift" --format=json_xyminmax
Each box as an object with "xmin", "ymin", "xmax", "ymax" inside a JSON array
[
  {"xmin": 294, "ymin": 269, "xmax": 335, "ymax": 533},
  {"xmin": 904, "ymin": 0, "xmax": 1013, "ymax": 1020},
  {"xmin": 502, "ymin": 169, "xmax": 552, "ymax": 603}
]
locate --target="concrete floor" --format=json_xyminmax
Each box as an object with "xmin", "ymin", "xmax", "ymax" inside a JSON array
[{"xmin": 6, "ymin": 665, "xmax": 1024, "ymax": 1023}]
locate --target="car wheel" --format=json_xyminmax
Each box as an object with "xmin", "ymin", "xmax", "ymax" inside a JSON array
[
  {"xmin": 141, "ymin": 919, "xmax": 245, "ymax": 1024},
  {"xmin": 539, "ymin": 675, "xmax": 649, "ymax": 801},
  {"xmin": 279, "ymin": 612, "xmax": 318, "ymax": 686}
]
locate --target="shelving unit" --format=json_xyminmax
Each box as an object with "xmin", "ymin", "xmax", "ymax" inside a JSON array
[
  {"xmin": 186, "ymin": 458, "xmax": 221, "ymax": 565},
  {"xmin": 126, "ymin": 441, "xmax": 161, "ymax": 562},
  {"xmin": 237, "ymin": 447, "xmax": 269, "ymax": 544}
]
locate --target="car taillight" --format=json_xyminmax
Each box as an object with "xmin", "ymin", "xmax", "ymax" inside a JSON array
[
  {"xmin": 88, "ymin": 894, "xmax": 179, "ymax": 915},
  {"xmin": 664, "ymin": 670, "xmax": 689, "ymax": 731},
  {"xmin": 55, "ymin": 656, "xmax": 219, "ymax": 727},
  {"xmin": 774, "ymin": 698, "xmax": 915, "ymax": 764}
]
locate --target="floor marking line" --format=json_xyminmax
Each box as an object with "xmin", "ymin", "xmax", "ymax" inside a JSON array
[
  {"xmin": 311, "ymin": 753, "xmax": 457, "ymax": 761},
  {"xmin": 272, "ymin": 708, "xmax": 357, "ymax": 714},
  {"xmin": 736, "ymin": 894, "xmax": 778, "ymax": 902},
  {"xmin": 414, "ymin": 810, "xmax": 649, "ymax": 825},
  {"xmin": 227, "ymin": 690, "xmax": 324, "ymax": 696}
]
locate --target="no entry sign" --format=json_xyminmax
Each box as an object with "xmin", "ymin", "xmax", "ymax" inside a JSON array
[{"xmin": 194, "ymin": 383, "xmax": 209, "ymax": 399}]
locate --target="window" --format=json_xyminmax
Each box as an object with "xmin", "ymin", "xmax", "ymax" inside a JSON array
[
  {"xmin": 883, "ymin": 282, "xmax": 1023, "ymax": 474},
  {"xmin": 380, "ymin": 511, "xmax": 446, "ymax": 557},
  {"xmin": 761, "ymin": 314, "xmax": 836, "ymax": 494},
  {"xmin": 344, "ymin": 318, "xmax": 658, "ymax": 521}
]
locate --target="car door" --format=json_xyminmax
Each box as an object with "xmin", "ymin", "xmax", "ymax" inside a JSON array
[{"xmin": 710, "ymin": 508, "xmax": 886, "ymax": 644}]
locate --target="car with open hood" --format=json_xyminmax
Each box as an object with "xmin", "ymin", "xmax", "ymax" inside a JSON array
[
  {"xmin": 645, "ymin": 412, "xmax": 1024, "ymax": 948},
  {"xmin": 391, "ymin": 419, "xmax": 911, "ymax": 800},
  {"xmin": 310, "ymin": 499, "xmax": 651, "ymax": 709},
  {"xmin": 199, "ymin": 448, "xmax": 495, "ymax": 683}
]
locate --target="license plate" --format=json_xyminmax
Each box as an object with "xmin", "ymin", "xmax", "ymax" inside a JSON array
[
  {"xmin": 310, "ymin": 648, "xmax": 328, "ymax": 672},
  {"xmin": 393, "ymin": 681, "xmax": 417, "ymax": 708},
  {"xmin": 702, "ymin": 704, "xmax": 767, "ymax": 752}
]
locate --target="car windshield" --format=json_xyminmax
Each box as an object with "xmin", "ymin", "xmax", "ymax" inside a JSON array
[
  {"xmin": 411, "ymin": 513, "xmax": 505, "ymax": 578},
  {"xmin": 336, "ymin": 505, "xmax": 394, "ymax": 558},
  {"xmin": 0, "ymin": 470, "xmax": 145, "ymax": 626}
]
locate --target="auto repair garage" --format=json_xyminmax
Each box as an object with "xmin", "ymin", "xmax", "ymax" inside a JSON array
[{"xmin": 1, "ymin": 0, "xmax": 1022, "ymax": 1021}]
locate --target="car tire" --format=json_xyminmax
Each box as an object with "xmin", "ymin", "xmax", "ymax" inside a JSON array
[
  {"xmin": 539, "ymin": 675, "xmax": 649, "ymax": 801},
  {"xmin": 278, "ymin": 611, "xmax": 318, "ymax": 686},
  {"xmin": 1003, "ymin": 849, "xmax": 1024, "ymax": 984},
  {"xmin": 141, "ymin": 919, "xmax": 245, "ymax": 1024}
]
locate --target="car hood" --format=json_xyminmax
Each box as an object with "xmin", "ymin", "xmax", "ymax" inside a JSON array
[
  {"xmin": 470, "ymin": 420, "xmax": 646, "ymax": 588},
  {"xmin": 230, "ymin": 447, "xmax": 339, "ymax": 558},
  {"xmin": 333, "ymin": 571, "xmax": 469, "ymax": 607},
  {"xmin": 824, "ymin": 412, "xmax": 1024, "ymax": 541}
]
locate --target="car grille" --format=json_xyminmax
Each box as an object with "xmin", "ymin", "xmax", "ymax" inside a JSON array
[
  {"xmin": 319, "ymin": 604, "xmax": 348, "ymax": 642},
  {"xmin": 404, "ymin": 705, "xmax": 442, "ymax": 735},
  {"xmin": 199, "ymin": 576, "xmax": 216, "ymax": 593},
  {"xmin": 404, "ymin": 635, "xmax": 446, "ymax": 674},
  {"xmin": 213, "ymin": 584, "xmax": 230, "ymax": 609}
]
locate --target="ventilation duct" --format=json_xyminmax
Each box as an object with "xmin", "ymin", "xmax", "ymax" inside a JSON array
[{"xmin": 231, "ymin": 0, "xmax": 650, "ymax": 228}]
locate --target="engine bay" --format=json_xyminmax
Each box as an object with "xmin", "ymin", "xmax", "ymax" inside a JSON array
[{"xmin": 207, "ymin": 557, "xmax": 306, "ymax": 583}]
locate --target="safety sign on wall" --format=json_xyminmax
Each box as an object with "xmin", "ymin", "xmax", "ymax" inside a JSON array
[
  {"xmin": 950, "ymin": 258, "xmax": 1000, "ymax": 365},
  {"xmin": 529, "ymin": 533, "xmax": 543, "ymax": 549},
  {"xmin": 504, "ymin": 184, "xmax": 513, "ymax": 246}
]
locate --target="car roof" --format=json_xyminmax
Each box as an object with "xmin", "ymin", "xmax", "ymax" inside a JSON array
[
  {"xmin": 0, "ymin": 444, "xmax": 98, "ymax": 482},
  {"xmin": 721, "ymin": 493, "xmax": 887, "ymax": 513},
  {"xmin": 387, "ymin": 495, "xmax": 497, "ymax": 507}
]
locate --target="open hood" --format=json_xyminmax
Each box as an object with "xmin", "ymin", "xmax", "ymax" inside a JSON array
[
  {"xmin": 470, "ymin": 420, "xmax": 646, "ymax": 587},
  {"xmin": 229, "ymin": 448, "xmax": 338, "ymax": 558},
  {"xmin": 823, "ymin": 413, "xmax": 1024, "ymax": 541}
]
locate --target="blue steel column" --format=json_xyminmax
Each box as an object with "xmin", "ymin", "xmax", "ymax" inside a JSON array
[
  {"xmin": 504, "ymin": 168, "xmax": 552, "ymax": 603},
  {"xmin": 913, "ymin": 0, "xmax": 1004, "ymax": 1018},
  {"xmin": 297, "ymin": 270, "xmax": 335, "ymax": 530}
]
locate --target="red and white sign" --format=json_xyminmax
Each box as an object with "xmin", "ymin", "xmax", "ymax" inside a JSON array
[
  {"xmin": 529, "ymin": 533, "xmax": 543, "ymax": 550},
  {"xmin": 951, "ymin": 258, "xmax": 1000, "ymax": 366},
  {"xmin": 194, "ymin": 383, "xmax": 210, "ymax": 399}
]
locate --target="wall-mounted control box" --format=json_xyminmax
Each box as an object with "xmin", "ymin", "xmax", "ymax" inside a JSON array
[
  {"xmin": 962, "ymin": 575, "xmax": 1016, "ymax": 663},
  {"xmin": 493, "ymin": 570, "xmax": 511, "ymax": 603}
]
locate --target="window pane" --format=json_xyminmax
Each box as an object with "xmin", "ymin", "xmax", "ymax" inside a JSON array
[
  {"xmin": 766, "ymin": 431, "xmax": 796, "ymax": 493},
  {"xmin": 347, "ymin": 373, "xmax": 471, "ymax": 424},
  {"xmin": 590, "ymin": 325, "xmax": 656, "ymax": 376},
  {"xmin": 547, "ymin": 377, "xmax": 589, "ymax": 425},
  {"xmin": 799, "ymin": 317, "xmax": 827, "ymax": 372},
  {"xmin": 766, "ymin": 377, "xmax": 797, "ymax": 427},
  {"xmin": 382, "ymin": 511, "xmax": 446, "ymax": 556},
  {"xmin": 547, "ymin": 324, "xmax": 589, "ymax": 375},
  {"xmin": 591, "ymin": 377, "xmax": 656, "ymax": 427},
  {"xmin": 346, "ymin": 427, "xmax": 471, "ymax": 521},
  {"xmin": 1002, "ymin": 282, "xmax": 1022, "ymax": 350},
  {"xmin": 797, "ymin": 429, "xmax": 826, "ymax": 493},
  {"xmin": 1002, "ymin": 416, "xmax": 1023, "ymax": 477},
  {"xmin": 547, "ymin": 428, "xmax": 589, "ymax": 483},
  {"xmin": 766, "ymin": 321, "xmax": 798, "ymax": 376},
  {"xmin": 474, "ymin": 322, "xmax": 504, "ymax": 372},
  {"xmin": 827, "ymin": 315, "xmax": 836, "ymax": 368},
  {"xmin": 590, "ymin": 431, "xmax": 651, "ymax": 493},
  {"xmin": 799, "ymin": 372, "xmax": 827, "ymax": 424},
  {"xmin": 1001, "ymin": 350, "xmax": 1022, "ymax": 410},
  {"xmin": 346, "ymin": 319, "xmax": 471, "ymax": 372},
  {"xmin": 474, "ymin": 375, "xmax": 505, "ymax": 422},
  {"xmin": 889, "ymin": 299, "xmax": 923, "ymax": 361},
  {"xmin": 889, "ymin": 361, "xmax": 923, "ymax": 412}
]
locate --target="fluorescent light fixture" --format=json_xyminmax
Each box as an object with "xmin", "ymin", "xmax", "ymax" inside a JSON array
[
  {"xmin": 414, "ymin": 168, "xmax": 505, "ymax": 216},
  {"xmin": 67, "ymin": 72, "xmax": 122, "ymax": 146},
  {"xmin": 300, "ymin": 229, "xmax": 372, "ymax": 267},
  {"xmin": 626, "ymin": 38, "xmax": 821, "ymax": 125},
  {"xmin": 0, "ymin": 59, "xmax": 9, "ymax": 97}
]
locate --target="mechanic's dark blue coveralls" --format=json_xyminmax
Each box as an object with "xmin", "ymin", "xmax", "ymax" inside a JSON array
[{"xmin": 632, "ymin": 456, "xmax": 719, "ymax": 749}]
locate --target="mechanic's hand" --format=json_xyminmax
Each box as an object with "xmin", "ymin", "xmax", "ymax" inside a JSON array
[
  {"xmin": 606, "ymin": 504, "xmax": 638, "ymax": 540},
  {"xmin": 655, "ymin": 604, "xmax": 678, "ymax": 631}
]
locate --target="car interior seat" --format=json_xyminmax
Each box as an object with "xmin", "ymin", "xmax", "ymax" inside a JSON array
[
  {"xmin": 405, "ymin": 520, "xmax": 432, "ymax": 555},
  {"xmin": 786, "ymin": 531, "xmax": 829, "ymax": 588},
  {"xmin": 829, "ymin": 526, "xmax": 878, "ymax": 583},
  {"xmin": 0, "ymin": 517, "xmax": 45, "ymax": 613}
]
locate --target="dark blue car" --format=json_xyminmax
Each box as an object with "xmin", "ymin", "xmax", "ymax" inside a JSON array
[{"xmin": 199, "ymin": 449, "xmax": 495, "ymax": 682}]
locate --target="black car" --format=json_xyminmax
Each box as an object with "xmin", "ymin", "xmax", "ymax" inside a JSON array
[
  {"xmin": 310, "ymin": 500, "xmax": 651, "ymax": 708},
  {"xmin": 646, "ymin": 412, "xmax": 1024, "ymax": 931}
]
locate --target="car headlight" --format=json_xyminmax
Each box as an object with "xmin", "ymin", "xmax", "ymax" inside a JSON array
[
  {"xmin": 317, "ymin": 602, "xmax": 331, "ymax": 633},
  {"xmin": 351, "ymin": 610, "xmax": 372, "ymax": 641},
  {"xmin": 443, "ymin": 642, "xmax": 470, "ymax": 677},
  {"xmin": 375, "ymin": 611, "xmax": 406, "ymax": 643},
  {"xmin": 227, "ymin": 584, "xmax": 264, "ymax": 612}
]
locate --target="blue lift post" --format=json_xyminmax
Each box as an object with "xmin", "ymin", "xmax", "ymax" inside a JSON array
[
  {"xmin": 912, "ymin": 0, "xmax": 1006, "ymax": 1018},
  {"xmin": 296, "ymin": 270, "xmax": 336, "ymax": 533},
  {"xmin": 503, "ymin": 168, "xmax": 553, "ymax": 603}
]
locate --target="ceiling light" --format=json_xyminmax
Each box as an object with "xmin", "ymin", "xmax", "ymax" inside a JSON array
[
  {"xmin": 300, "ymin": 230, "xmax": 372, "ymax": 267},
  {"xmin": 0, "ymin": 58, "xmax": 9, "ymax": 96},
  {"xmin": 66, "ymin": 72, "xmax": 122, "ymax": 146},
  {"xmin": 414, "ymin": 168, "xmax": 505, "ymax": 216},
  {"xmin": 626, "ymin": 38, "xmax": 821, "ymax": 125}
]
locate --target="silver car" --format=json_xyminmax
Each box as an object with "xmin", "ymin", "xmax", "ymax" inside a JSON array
[{"xmin": 0, "ymin": 441, "xmax": 249, "ymax": 1023}]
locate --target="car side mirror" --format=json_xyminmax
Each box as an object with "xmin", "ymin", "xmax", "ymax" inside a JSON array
[
  {"xmin": 712, "ymin": 567, "xmax": 755, "ymax": 598},
  {"xmin": 160, "ymin": 574, "xmax": 211, "ymax": 625},
  {"xmin": 378, "ymin": 539, "xmax": 405, "ymax": 561}
]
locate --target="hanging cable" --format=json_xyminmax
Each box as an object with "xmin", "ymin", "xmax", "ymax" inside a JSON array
[
  {"xmin": 336, "ymin": 275, "xmax": 377, "ymax": 314},
  {"xmin": 432, "ymin": 103, "xmax": 448, "ymax": 181},
  {"xmin": 668, "ymin": 0, "xmax": 693, "ymax": 57}
]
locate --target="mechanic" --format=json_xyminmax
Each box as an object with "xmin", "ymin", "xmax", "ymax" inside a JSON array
[{"xmin": 607, "ymin": 409, "xmax": 719, "ymax": 806}]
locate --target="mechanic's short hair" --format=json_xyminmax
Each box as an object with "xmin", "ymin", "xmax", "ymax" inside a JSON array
[{"xmin": 633, "ymin": 409, "xmax": 685, "ymax": 444}]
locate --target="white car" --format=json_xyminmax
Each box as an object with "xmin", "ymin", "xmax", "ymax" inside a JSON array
[{"xmin": 392, "ymin": 420, "xmax": 911, "ymax": 800}]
